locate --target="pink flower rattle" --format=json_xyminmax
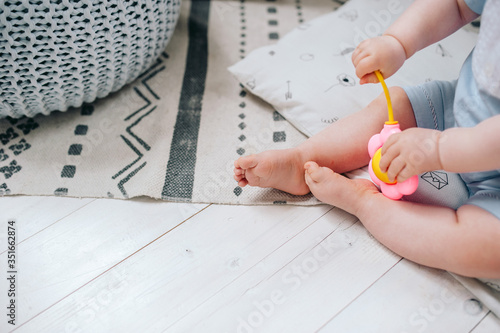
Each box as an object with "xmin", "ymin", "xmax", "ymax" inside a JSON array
[{"xmin": 367, "ymin": 71, "xmax": 418, "ymax": 200}]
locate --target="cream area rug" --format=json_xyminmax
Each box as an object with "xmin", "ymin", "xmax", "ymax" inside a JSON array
[
  {"xmin": 0, "ymin": 0, "xmax": 348, "ymax": 205},
  {"xmin": 0, "ymin": 0, "xmax": 479, "ymax": 208}
]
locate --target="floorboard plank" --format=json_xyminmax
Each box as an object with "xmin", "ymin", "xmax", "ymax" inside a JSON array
[
  {"xmin": 470, "ymin": 311, "xmax": 500, "ymax": 333},
  {"xmin": 13, "ymin": 204, "xmax": 331, "ymax": 332},
  {"xmin": 0, "ymin": 196, "xmax": 94, "ymax": 247},
  {"xmin": 0, "ymin": 198, "xmax": 206, "ymax": 332},
  {"xmin": 319, "ymin": 259, "xmax": 488, "ymax": 333},
  {"xmin": 169, "ymin": 208, "xmax": 401, "ymax": 332}
]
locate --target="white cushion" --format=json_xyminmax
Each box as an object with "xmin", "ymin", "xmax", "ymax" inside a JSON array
[{"xmin": 228, "ymin": 0, "xmax": 477, "ymax": 137}]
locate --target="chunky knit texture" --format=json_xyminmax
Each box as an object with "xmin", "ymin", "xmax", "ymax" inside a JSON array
[{"xmin": 0, "ymin": 0, "xmax": 181, "ymax": 118}]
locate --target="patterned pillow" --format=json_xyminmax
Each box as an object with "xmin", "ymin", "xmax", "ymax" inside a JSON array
[{"xmin": 229, "ymin": 0, "xmax": 477, "ymax": 138}]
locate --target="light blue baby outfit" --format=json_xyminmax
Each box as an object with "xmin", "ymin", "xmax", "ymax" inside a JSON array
[
  {"xmin": 403, "ymin": 0, "xmax": 500, "ymax": 220},
  {"xmin": 403, "ymin": 0, "xmax": 500, "ymax": 317}
]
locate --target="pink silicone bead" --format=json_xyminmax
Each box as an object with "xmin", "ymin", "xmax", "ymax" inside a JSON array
[
  {"xmin": 368, "ymin": 123, "xmax": 418, "ymax": 200},
  {"xmin": 367, "ymin": 134, "xmax": 381, "ymax": 158},
  {"xmin": 397, "ymin": 175, "xmax": 419, "ymax": 195},
  {"xmin": 380, "ymin": 182, "xmax": 403, "ymax": 200},
  {"xmin": 379, "ymin": 123, "xmax": 401, "ymax": 142}
]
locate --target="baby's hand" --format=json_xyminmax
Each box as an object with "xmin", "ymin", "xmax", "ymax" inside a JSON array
[
  {"xmin": 352, "ymin": 35, "xmax": 407, "ymax": 84},
  {"xmin": 379, "ymin": 128, "xmax": 443, "ymax": 183}
]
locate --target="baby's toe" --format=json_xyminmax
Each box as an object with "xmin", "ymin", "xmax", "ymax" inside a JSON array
[
  {"xmin": 305, "ymin": 162, "xmax": 333, "ymax": 183},
  {"xmin": 236, "ymin": 155, "xmax": 258, "ymax": 170},
  {"xmin": 234, "ymin": 167, "xmax": 244, "ymax": 176}
]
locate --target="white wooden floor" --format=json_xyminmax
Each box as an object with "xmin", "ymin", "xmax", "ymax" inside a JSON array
[{"xmin": 1, "ymin": 196, "xmax": 500, "ymax": 333}]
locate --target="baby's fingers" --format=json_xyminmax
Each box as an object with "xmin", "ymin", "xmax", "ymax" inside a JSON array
[
  {"xmin": 351, "ymin": 46, "xmax": 367, "ymax": 67},
  {"xmin": 355, "ymin": 57, "xmax": 379, "ymax": 81},
  {"xmin": 385, "ymin": 156, "xmax": 406, "ymax": 183},
  {"xmin": 395, "ymin": 167, "xmax": 414, "ymax": 183},
  {"xmin": 381, "ymin": 133, "xmax": 399, "ymax": 155},
  {"xmin": 378, "ymin": 144, "xmax": 399, "ymax": 172},
  {"xmin": 360, "ymin": 73, "xmax": 379, "ymax": 85},
  {"xmin": 351, "ymin": 42, "xmax": 367, "ymax": 63}
]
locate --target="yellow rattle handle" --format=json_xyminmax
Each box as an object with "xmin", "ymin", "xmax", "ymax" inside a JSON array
[
  {"xmin": 371, "ymin": 148, "xmax": 396, "ymax": 185},
  {"xmin": 374, "ymin": 70, "xmax": 397, "ymax": 125}
]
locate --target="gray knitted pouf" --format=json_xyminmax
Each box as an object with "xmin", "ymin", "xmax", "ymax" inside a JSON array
[{"xmin": 0, "ymin": 0, "xmax": 182, "ymax": 118}]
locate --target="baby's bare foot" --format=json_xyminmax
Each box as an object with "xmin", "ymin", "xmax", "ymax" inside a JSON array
[
  {"xmin": 233, "ymin": 148, "xmax": 310, "ymax": 195},
  {"xmin": 304, "ymin": 161, "xmax": 379, "ymax": 214}
]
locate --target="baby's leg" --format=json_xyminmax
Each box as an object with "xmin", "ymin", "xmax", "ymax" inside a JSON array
[
  {"xmin": 234, "ymin": 87, "xmax": 416, "ymax": 195},
  {"xmin": 304, "ymin": 161, "xmax": 500, "ymax": 278}
]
